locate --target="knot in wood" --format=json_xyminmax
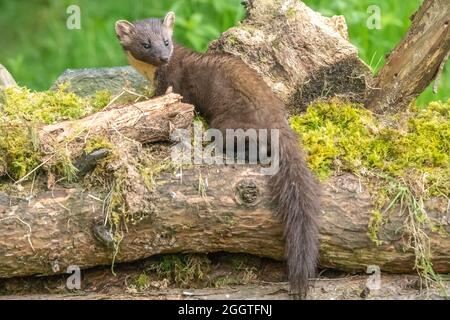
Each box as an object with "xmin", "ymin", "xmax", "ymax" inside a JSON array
[{"xmin": 234, "ymin": 180, "xmax": 260, "ymax": 207}]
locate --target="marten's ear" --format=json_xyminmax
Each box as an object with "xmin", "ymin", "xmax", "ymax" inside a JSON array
[
  {"xmin": 115, "ymin": 20, "xmax": 135, "ymax": 45},
  {"xmin": 163, "ymin": 11, "xmax": 176, "ymax": 30}
]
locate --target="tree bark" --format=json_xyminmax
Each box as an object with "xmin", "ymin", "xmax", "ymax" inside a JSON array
[
  {"xmin": 365, "ymin": 0, "xmax": 450, "ymax": 113},
  {"xmin": 0, "ymin": 92, "xmax": 194, "ymax": 180},
  {"xmin": 39, "ymin": 92, "xmax": 194, "ymax": 153},
  {"xmin": 208, "ymin": 0, "xmax": 372, "ymax": 113},
  {"xmin": 1, "ymin": 0, "xmax": 449, "ymax": 281},
  {"xmin": 1, "ymin": 164, "xmax": 449, "ymax": 278}
]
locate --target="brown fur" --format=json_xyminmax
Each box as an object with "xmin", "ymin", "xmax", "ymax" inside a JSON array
[{"xmin": 116, "ymin": 14, "xmax": 320, "ymax": 298}]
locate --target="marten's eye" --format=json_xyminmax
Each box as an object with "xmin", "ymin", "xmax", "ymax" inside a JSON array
[
  {"xmin": 164, "ymin": 40, "xmax": 170, "ymax": 47},
  {"xmin": 142, "ymin": 43, "xmax": 152, "ymax": 49}
]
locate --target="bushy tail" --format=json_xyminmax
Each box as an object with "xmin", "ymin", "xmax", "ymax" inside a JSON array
[{"xmin": 269, "ymin": 127, "xmax": 320, "ymax": 298}]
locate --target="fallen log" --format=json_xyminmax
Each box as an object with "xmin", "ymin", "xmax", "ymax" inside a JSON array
[
  {"xmin": 1, "ymin": 162, "xmax": 449, "ymax": 278},
  {"xmin": 1, "ymin": 0, "xmax": 448, "ymax": 281},
  {"xmin": 0, "ymin": 89, "xmax": 448, "ymax": 277},
  {"xmin": 38, "ymin": 92, "xmax": 194, "ymax": 154}
]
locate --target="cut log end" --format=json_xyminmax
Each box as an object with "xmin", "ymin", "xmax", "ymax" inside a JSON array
[{"xmin": 208, "ymin": 0, "xmax": 371, "ymax": 113}]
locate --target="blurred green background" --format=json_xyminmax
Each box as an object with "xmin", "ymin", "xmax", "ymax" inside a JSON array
[{"xmin": 0, "ymin": 0, "xmax": 447, "ymax": 105}]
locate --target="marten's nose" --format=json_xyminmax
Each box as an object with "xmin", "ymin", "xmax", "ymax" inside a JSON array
[{"xmin": 160, "ymin": 57, "xmax": 169, "ymax": 63}]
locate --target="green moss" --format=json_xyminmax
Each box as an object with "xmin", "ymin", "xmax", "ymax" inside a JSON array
[
  {"xmin": 290, "ymin": 99, "xmax": 450, "ymax": 197},
  {"xmin": 1, "ymin": 84, "xmax": 93, "ymax": 124},
  {"xmin": 367, "ymin": 210, "xmax": 385, "ymax": 246},
  {"xmin": 193, "ymin": 115, "xmax": 208, "ymax": 130},
  {"xmin": 0, "ymin": 86, "xmax": 115, "ymax": 181},
  {"xmin": 138, "ymin": 159, "xmax": 175, "ymax": 191},
  {"xmin": 134, "ymin": 273, "xmax": 150, "ymax": 291},
  {"xmin": 285, "ymin": 6, "xmax": 297, "ymax": 19},
  {"xmin": 54, "ymin": 149, "xmax": 79, "ymax": 182},
  {"xmin": 84, "ymin": 136, "xmax": 113, "ymax": 154},
  {"xmin": 146, "ymin": 254, "xmax": 211, "ymax": 288},
  {"xmin": 290, "ymin": 101, "xmax": 370, "ymax": 179},
  {"xmin": 91, "ymin": 90, "xmax": 112, "ymax": 111},
  {"xmin": 0, "ymin": 122, "xmax": 41, "ymax": 179},
  {"xmin": 213, "ymin": 275, "xmax": 238, "ymax": 287},
  {"xmin": 291, "ymin": 99, "xmax": 449, "ymax": 287},
  {"xmin": 225, "ymin": 34, "xmax": 239, "ymax": 46},
  {"xmin": 213, "ymin": 268, "xmax": 257, "ymax": 288}
]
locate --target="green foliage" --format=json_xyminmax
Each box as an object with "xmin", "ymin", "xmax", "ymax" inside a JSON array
[
  {"xmin": 303, "ymin": 0, "xmax": 448, "ymax": 105},
  {"xmin": 0, "ymin": 0, "xmax": 447, "ymax": 104},
  {"xmin": 0, "ymin": 0, "xmax": 245, "ymax": 91}
]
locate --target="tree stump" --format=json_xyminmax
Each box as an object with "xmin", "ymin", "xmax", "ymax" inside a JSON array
[{"xmin": 209, "ymin": 0, "xmax": 372, "ymax": 113}]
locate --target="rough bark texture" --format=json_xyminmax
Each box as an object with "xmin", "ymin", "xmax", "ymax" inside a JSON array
[
  {"xmin": 1, "ymin": 0, "xmax": 449, "ymax": 282},
  {"xmin": 39, "ymin": 92, "xmax": 193, "ymax": 150},
  {"xmin": 366, "ymin": 0, "xmax": 450, "ymax": 113},
  {"xmin": 1, "ymin": 165, "xmax": 449, "ymax": 278},
  {"xmin": 208, "ymin": 0, "xmax": 372, "ymax": 113}
]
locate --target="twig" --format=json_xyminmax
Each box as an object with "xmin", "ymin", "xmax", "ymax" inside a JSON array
[
  {"xmin": 14, "ymin": 155, "xmax": 55, "ymax": 185},
  {"xmin": 111, "ymin": 231, "xmax": 124, "ymax": 277},
  {"xmin": 87, "ymin": 194, "xmax": 104, "ymax": 202},
  {"xmin": 103, "ymin": 185, "xmax": 114, "ymax": 227},
  {"xmin": 83, "ymin": 90, "xmax": 128, "ymax": 144},
  {"xmin": 122, "ymin": 88, "xmax": 149, "ymax": 102}
]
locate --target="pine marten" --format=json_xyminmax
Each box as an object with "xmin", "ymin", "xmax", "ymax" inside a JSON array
[{"xmin": 115, "ymin": 12, "xmax": 320, "ymax": 298}]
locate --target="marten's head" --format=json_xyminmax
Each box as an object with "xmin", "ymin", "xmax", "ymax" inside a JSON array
[{"xmin": 115, "ymin": 12, "xmax": 175, "ymax": 67}]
